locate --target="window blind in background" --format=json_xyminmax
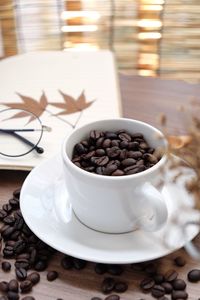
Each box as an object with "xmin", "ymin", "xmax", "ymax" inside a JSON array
[
  {"xmin": 160, "ymin": 0, "xmax": 200, "ymax": 83},
  {"xmin": 0, "ymin": 0, "xmax": 200, "ymax": 83}
]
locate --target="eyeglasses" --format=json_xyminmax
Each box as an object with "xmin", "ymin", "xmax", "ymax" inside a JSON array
[{"xmin": 0, "ymin": 108, "xmax": 51, "ymax": 157}]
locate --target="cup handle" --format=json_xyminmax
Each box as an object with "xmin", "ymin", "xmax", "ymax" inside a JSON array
[{"xmin": 135, "ymin": 182, "xmax": 168, "ymax": 232}]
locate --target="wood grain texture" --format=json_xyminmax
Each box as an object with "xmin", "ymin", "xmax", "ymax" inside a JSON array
[{"xmin": 1, "ymin": 75, "xmax": 200, "ymax": 300}]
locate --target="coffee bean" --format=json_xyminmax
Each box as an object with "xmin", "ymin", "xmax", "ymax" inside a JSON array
[
  {"xmin": 96, "ymin": 166, "xmax": 105, "ymax": 175},
  {"xmin": 9, "ymin": 198, "xmax": 19, "ymax": 209},
  {"xmin": 2, "ymin": 226, "xmax": 15, "ymax": 239},
  {"xmin": 151, "ymin": 285, "xmax": 165, "ymax": 298},
  {"xmin": 154, "ymin": 274, "xmax": 164, "ymax": 284},
  {"xmin": 140, "ymin": 142, "xmax": 149, "ymax": 150},
  {"xmin": 3, "ymin": 216, "xmax": 15, "ymax": 225},
  {"xmin": 101, "ymin": 278, "xmax": 115, "ymax": 294},
  {"xmin": 172, "ymin": 279, "xmax": 186, "ymax": 290},
  {"xmin": 90, "ymin": 130, "xmax": 102, "ymax": 140},
  {"xmin": 143, "ymin": 153, "xmax": 158, "ymax": 164},
  {"xmin": 3, "ymin": 245, "xmax": 14, "ymax": 258},
  {"xmin": 161, "ymin": 282, "xmax": 173, "ymax": 294},
  {"xmin": 20, "ymin": 280, "xmax": 32, "ymax": 293},
  {"xmin": 111, "ymin": 170, "xmax": 124, "ymax": 176},
  {"xmin": 164, "ymin": 269, "xmax": 178, "ymax": 282},
  {"xmin": 61, "ymin": 256, "xmax": 73, "ymax": 270},
  {"xmin": 158, "ymin": 297, "xmax": 169, "ymax": 300},
  {"xmin": 34, "ymin": 260, "xmax": 47, "ymax": 271},
  {"xmin": 103, "ymin": 164, "xmax": 118, "ymax": 175},
  {"xmin": 10, "ymin": 231, "xmax": 21, "ymax": 241},
  {"xmin": 104, "ymin": 132, "xmax": 117, "ymax": 139},
  {"xmin": 91, "ymin": 156, "xmax": 109, "ymax": 166},
  {"xmin": 95, "ymin": 263, "xmax": 107, "ymax": 274},
  {"xmin": 104, "ymin": 296, "xmax": 120, "ymax": 300},
  {"xmin": 13, "ymin": 188, "xmax": 21, "ymax": 199},
  {"xmin": 75, "ymin": 143, "xmax": 86, "ymax": 154},
  {"xmin": 7, "ymin": 291, "xmax": 19, "ymax": 300},
  {"xmin": 8, "ymin": 280, "xmax": 19, "ymax": 292},
  {"xmin": 15, "ymin": 259, "xmax": 29, "ymax": 270},
  {"xmin": 140, "ymin": 277, "xmax": 155, "ymax": 290},
  {"xmin": 0, "ymin": 281, "xmax": 9, "ymax": 292},
  {"xmin": 114, "ymin": 281, "xmax": 128, "ymax": 293},
  {"xmin": 27, "ymin": 272, "xmax": 40, "ymax": 285},
  {"xmin": 131, "ymin": 151, "xmax": 143, "ymax": 159},
  {"xmin": 118, "ymin": 132, "xmax": 131, "ymax": 142},
  {"xmin": 102, "ymin": 139, "xmax": 111, "ymax": 148},
  {"xmin": 21, "ymin": 297, "xmax": 35, "ymax": 300},
  {"xmin": 13, "ymin": 240, "xmax": 26, "ymax": 254},
  {"xmin": 96, "ymin": 137, "xmax": 104, "ymax": 148},
  {"xmin": 171, "ymin": 290, "xmax": 188, "ymax": 299},
  {"xmin": 107, "ymin": 147, "xmax": 120, "ymax": 158},
  {"xmin": 107, "ymin": 265, "xmax": 123, "ymax": 276},
  {"xmin": 0, "ymin": 209, "xmax": 7, "ymax": 220},
  {"xmin": 132, "ymin": 133, "xmax": 144, "ymax": 139},
  {"xmin": 2, "ymin": 261, "xmax": 11, "ymax": 271},
  {"xmin": 174, "ymin": 256, "xmax": 186, "ymax": 267},
  {"xmin": 73, "ymin": 258, "xmax": 87, "ymax": 270},
  {"xmin": 121, "ymin": 158, "xmax": 136, "ymax": 168},
  {"xmin": 96, "ymin": 149, "xmax": 106, "ymax": 156},
  {"xmin": 187, "ymin": 269, "xmax": 200, "ymax": 282},
  {"xmin": 72, "ymin": 130, "xmax": 158, "ymax": 176},
  {"xmin": 15, "ymin": 268, "xmax": 27, "ymax": 281},
  {"xmin": 3, "ymin": 204, "xmax": 12, "ymax": 213},
  {"xmin": 47, "ymin": 270, "xmax": 58, "ymax": 281}
]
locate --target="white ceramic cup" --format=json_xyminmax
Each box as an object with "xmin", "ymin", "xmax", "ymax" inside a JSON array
[{"xmin": 61, "ymin": 118, "xmax": 168, "ymax": 234}]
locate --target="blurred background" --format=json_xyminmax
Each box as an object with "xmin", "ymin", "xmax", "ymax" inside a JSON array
[{"xmin": 0, "ymin": 0, "xmax": 199, "ymax": 83}]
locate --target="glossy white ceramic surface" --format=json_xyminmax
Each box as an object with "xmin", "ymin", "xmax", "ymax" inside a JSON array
[{"xmin": 20, "ymin": 154, "xmax": 200, "ymax": 264}]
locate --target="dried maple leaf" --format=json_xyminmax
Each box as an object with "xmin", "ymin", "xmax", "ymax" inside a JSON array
[
  {"xmin": 0, "ymin": 91, "xmax": 48, "ymax": 123},
  {"xmin": 50, "ymin": 90, "xmax": 94, "ymax": 116}
]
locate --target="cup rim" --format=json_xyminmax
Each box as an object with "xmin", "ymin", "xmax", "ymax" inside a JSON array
[{"xmin": 62, "ymin": 118, "xmax": 168, "ymax": 181}]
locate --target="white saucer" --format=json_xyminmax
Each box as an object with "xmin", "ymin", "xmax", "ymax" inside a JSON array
[{"xmin": 20, "ymin": 155, "xmax": 200, "ymax": 264}]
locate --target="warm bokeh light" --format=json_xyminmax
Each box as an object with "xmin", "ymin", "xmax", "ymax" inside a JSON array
[
  {"xmin": 141, "ymin": 5, "xmax": 163, "ymax": 11},
  {"xmin": 138, "ymin": 70, "xmax": 156, "ymax": 76},
  {"xmin": 64, "ymin": 42, "xmax": 99, "ymax": 51},
  {"xmin": 138, "ymin": 19, "xmax": 162, "ymax": 28},
  {"xmin": 138, "ymin": 32, "xmax": 162, "ymax": 39},
  {"xmin": 61, "ymin": 11, "xmax": 101, "ymax": 21},
  {"xmin": 141, "ymin": 0, "xmax": 165, "ymax": 4},
  {"xmin": 61, "ymin": 25, "xmax": 98, "ymax": 32}
]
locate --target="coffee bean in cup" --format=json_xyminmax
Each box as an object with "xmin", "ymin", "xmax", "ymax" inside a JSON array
[{"xmin": 72, "ymin": 130, "xmax": 160, "ymax": 176}]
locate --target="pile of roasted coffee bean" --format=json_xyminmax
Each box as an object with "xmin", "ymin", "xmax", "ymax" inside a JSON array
[
  {"xmin": 1, "ymin": 189, "xmax": 200, "ymax": 300},
  {"xmin": 72, "ymin": 130, "xmax": 160, "ymax": 176}
]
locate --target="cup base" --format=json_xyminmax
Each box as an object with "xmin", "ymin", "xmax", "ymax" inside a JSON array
[{"xmin": 73, "ymin": 210, "xmax": 138, "ymax": 235}]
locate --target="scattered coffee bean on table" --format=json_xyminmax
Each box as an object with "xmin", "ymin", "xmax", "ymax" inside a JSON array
[
  {"xmin": 151, "ymin": 285, "xmax": 165, "ymax": 298},
  {"xmin": 47, "ymin": 270, "xmax": 58, "ymax": 281},
  {"xmin": 7, "ymin": 291, "xmax": 19, "ymax": 300},
  {"xmin": 174, "ymin": 256, "xmax": 186, "ymax": 267},
  {"xmin": 164, "ymin": 269, "xmax": 178, "ymax": 282},
  {"xmin": 101, "ymin": 278, "xmax": 115, "ymax": 294},
  {"xmin": 140, "ymin": 277, "xmax": 155, "ymax": 290},
  {"xmin": 27, "ymin": 272, "xmax": 40, "ymax": 285},
  {"xmin": 114, "ymin": 281, "xmax": 128, "ymax": 293},
  {"xmin": 161, "ymin": 282, "xmax": 173, "ymax": 294},
  {"xmin": 172, "ymin": 279, "xmax": 186, "ymax": 290},
  {"xmin": 20, "ymin": 280, "xmax": 33, "ymax": 293},
  {"xmin": 2, "ymin": 261, "xmax": 11, "ymax": 271},
  {"xmin": 171, "ymin": 290, "xmax": 188, "ymax": 299},
  {"xmin": 72, "ymin": 130, "xmax": 160, "ymax": 176},
  {"xmin": 8, "ymin": 279, "xmax": 19, "ymax": 292},
  {"xmin": 104, "ymin": 295, "xmax": 120, "ymax": 300},
  {"xmin": 187, "ymin": 269, "xmax": 200, "ymax": 282}
]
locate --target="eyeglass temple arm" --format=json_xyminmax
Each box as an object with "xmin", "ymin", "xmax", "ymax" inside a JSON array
[{"xmin": 1, "ymin": 130, "xmax": 44, "ymax": 154}]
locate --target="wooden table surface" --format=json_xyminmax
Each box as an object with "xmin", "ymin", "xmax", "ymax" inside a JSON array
[{"xmin": 1, "ymin": 75, "xmax": 200, "ymax": 300}]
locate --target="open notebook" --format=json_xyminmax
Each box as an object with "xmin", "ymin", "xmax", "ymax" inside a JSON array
[{"xmin": 0, "ymin": 51, "xmax": 121, "ymax": 170}]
